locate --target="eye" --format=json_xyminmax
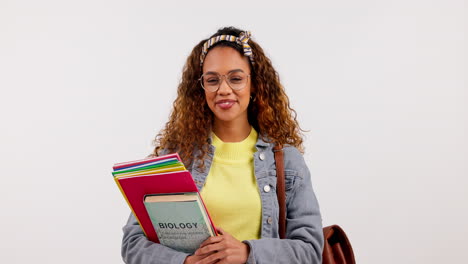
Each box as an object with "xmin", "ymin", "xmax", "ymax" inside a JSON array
[
  {"xmin": 205, "ymin": 77, "xmax": 220, "ymax": 85},
  {"xmin": 229, "ymin": 76, "xmax": 244, "ymax": 83}
]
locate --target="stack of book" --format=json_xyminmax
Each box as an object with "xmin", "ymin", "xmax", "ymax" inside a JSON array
[{"xmin": 112, "ymin": 153, "xmax": 216, "ymax": 253}]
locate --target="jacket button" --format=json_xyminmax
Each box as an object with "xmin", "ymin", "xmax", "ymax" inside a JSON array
[
  {"xmin": 259, "ymin": 152, "xmax": 265, "ymax": 160},
  {"xmin": 263, "ymin": 185, "xmax": 271, "ymax": 193},
  {"xmin": 267, "ymin": 217, "xmax": 273, "ymax": 224}
]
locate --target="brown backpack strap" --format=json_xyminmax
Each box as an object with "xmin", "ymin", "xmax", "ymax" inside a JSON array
[{"xmin": 273, "ymin": 144, "xmax": 286, "ymax": 239}]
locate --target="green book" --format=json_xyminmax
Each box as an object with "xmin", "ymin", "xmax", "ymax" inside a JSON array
[{"xmin": 144, "ymin": 192, "xmax": 216, "ymax": 254}]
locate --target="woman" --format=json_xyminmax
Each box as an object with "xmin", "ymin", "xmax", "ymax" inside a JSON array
[{"xmin": 122, "ymin": 26, "xmax": 323, "ymax": 264}]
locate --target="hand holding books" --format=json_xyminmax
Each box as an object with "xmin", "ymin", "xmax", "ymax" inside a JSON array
[{"xmin": 188, "ymin": 227, "xmax": 250, "ymax": 264}]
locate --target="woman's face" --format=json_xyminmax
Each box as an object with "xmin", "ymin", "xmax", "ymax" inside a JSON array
[{"xmin": 202, "ymin": 46, "xmax": 252, "ymax": 126}]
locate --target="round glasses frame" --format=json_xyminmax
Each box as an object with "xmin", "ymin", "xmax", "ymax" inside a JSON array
[{"xmin": 198, "ymin": 73, "xmax": 251, "ymax": 93}]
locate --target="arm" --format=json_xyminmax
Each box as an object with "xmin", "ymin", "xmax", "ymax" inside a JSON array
[
  {"xmin": 121, "ymin": 213, "xmax": 190, "ymax": 264},
  {"xmin": 244, "ymin": 154, "xmax": 324, "ymax": 264}
]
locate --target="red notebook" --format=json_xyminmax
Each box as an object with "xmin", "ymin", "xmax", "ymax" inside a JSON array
[{"xmin": 113, "ymin": 155, "xmax": 216, "ymax": 244}]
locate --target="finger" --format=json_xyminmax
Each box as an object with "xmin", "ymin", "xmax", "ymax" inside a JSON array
[
  {"xmin": 194, "ymin": 255, "xmax": 219, "ymax": 264},
  {"xmin": 195, "ymin": 258, "xmax": 219, "ymax": 264},
  {"xmin": 216, "ymin": 228, "xmax": 235, "ymax": 240},
  {"xmin": 198, "ymin": 235, "xmax": 224, "ymax": 249},
  {"xmin": 195, "ymin": 251, "xmax": 226, "ymax": 264},
  {"xmin": 195, "ymin": 240, "xmax": 228, "ymax": 256},
  {"xmin": 192, "ymin": 252, "xmax": 210, "ymax": 259},
  {"xmin": 216, "ymin": 227, "xmax": 225, "ymax": 235}
]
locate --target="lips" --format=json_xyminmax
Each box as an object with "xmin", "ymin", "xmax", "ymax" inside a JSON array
[{"xmin": 215, "ymin": 99, "xmax": 237, "ymax": 110}]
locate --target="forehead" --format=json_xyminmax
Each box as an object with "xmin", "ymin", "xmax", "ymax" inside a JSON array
[{"xmin": 202, "ymin": 46, "xmax": 250, "ymax": 73}]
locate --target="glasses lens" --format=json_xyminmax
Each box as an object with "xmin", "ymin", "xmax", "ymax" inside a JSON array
[
  {"xmin": 227, "ymin": 72, "xmax": 248, "ymax": 90},
  {"xmin": 201, "ymin": 72, "xmax": 248, "ymax": 92},
  {"xmin": 201, "ymin": 73, "xmax": 220, "ymax": 92}
]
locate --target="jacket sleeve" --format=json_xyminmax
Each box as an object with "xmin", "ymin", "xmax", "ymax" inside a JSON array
[
  {"xmin": 121, "ymin": 213, "xmax": 189, "ymax": 264},
  {"xmin": 243, "ymin": 153, "xmax": 324, "ymax": 264}
]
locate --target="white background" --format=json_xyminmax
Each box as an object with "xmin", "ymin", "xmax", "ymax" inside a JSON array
[{"xmin": 0, "ymin": 0, "xmax": 466, "ymax": 263}]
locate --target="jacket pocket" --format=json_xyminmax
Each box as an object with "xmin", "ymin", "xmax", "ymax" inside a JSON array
[{"xmin": 266, "ymin": 169, "xmax": 300, "ymax": 196}]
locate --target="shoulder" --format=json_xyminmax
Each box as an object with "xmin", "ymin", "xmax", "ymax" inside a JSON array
[
  {"xmin": 281, "ymin": 144, "xmax": 303, "ymax": 159},
  {"xmin": 256, "ymin": 135, "xmax": 309, "ymax": 175},
  {"xmin": 282, "ymin": 145, "xmax": 306, "ymax": 168}
]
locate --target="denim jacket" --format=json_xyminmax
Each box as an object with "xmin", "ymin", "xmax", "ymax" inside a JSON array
[{"xmin": 121, "ymin": 137, "xmax": 324, "ymax": 264}]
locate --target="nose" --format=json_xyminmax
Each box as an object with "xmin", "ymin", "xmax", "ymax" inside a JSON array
[{"xmin": 217, "ymin": 76, "xmax": 232, "ymax": 95}]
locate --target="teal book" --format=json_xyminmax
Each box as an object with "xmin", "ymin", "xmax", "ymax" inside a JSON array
[{"xmin": 144, "ymin": 192, "xmax": 216, "ymax": 254}]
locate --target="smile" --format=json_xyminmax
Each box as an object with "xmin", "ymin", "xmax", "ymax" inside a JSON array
[{"xmin": 216, "ymin": 100, "xmax": 237, "ymax": 110}]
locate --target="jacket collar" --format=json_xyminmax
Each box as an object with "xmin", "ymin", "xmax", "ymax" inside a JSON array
[{"xmin": 255, "ymin": 135, "xmax": 271, "ymax": 149}]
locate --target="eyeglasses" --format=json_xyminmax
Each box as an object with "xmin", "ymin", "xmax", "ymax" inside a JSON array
[{"xmin": 199, "ymin": 72, "xmax": 250, "ymax": 92}]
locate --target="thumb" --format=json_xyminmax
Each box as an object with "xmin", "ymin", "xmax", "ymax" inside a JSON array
[{"xmin": 216, "ymin": 227, "xmax": 225, "ymax": 235}]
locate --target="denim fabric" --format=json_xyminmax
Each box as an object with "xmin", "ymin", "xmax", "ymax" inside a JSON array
[{"xmin": 121, "ymin": 137, "xmax": 323, "ymax": 264}]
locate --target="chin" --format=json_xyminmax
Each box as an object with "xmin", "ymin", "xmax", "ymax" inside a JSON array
[
  {"xmin": 214, "ymin": 116, "xmax": 237, "ymax": 122},
  {"xmin": 213, "ymin": 112, "xmax": 242, "ymax": 122}
]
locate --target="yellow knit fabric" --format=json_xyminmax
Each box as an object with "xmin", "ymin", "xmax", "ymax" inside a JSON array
[{"xmin": 200, "ymin": 128, "xmax": 262, "ymax": 241}]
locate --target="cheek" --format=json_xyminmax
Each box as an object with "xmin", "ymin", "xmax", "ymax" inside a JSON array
[
  {"xmin": 204, "ymin": 92, "xmax": 215, "ymax": 109},
  {"xmin": 241, "ymin": 88, "xmax": 252, "ymax": 105},
  {"xmin": 204, "ymin": 91, "xmax": 211, "ymax": 102}
]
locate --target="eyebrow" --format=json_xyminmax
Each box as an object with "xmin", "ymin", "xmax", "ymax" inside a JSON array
[{"xmin": 204, "ymin": 69, "xmax": 245, "ymax": 75}]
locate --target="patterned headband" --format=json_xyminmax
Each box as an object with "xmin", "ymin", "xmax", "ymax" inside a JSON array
[{"xmin": 199, "ymin": 31, "xmax": 254, "ymax": 66}]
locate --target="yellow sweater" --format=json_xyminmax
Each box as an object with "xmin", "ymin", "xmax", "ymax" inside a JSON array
[{"xmin": 200, "ymin": 128, "xmax": 262, "ymax": 241}]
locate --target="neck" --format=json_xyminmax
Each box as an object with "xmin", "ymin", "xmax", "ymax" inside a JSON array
[{"xmin": 212, "ymin": 119, "xmax": 251, "ymax": 142}]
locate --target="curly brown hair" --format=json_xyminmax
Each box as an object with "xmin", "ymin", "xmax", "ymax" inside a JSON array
[{"xmin": 153, "ymin": 26, "xmax": 304, "ymax": 168}]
